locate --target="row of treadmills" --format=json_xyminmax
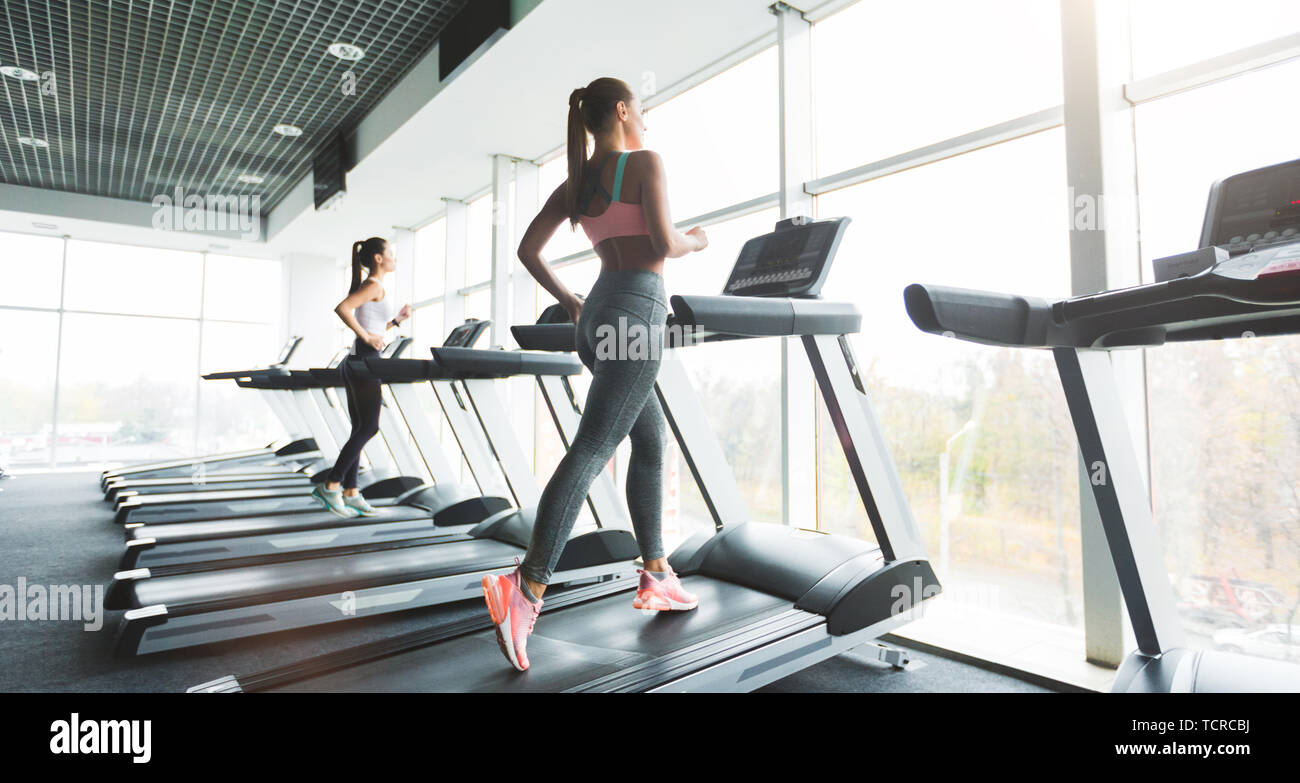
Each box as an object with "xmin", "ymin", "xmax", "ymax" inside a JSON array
[
  {"xmin": 100, "ymin": 160, "xmax": 1300, "ymax": 691},
  {"xmin": 100, "ymin": 214, "xmax": 942, "ymax": 693}
]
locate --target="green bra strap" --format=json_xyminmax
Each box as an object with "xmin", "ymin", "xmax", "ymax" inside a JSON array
[{"xmin": 611, "ymin": 151, "xmax": 631, "ymax": 202}]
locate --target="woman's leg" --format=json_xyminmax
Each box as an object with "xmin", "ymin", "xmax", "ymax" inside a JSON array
[
  {"xmin": 625, "ymin": 392, "xmax": 667, "ymax": 569},
  {"xmin": 519, "ymin": 299, "xmax": 667, "ymax": 595},
  {"xmin": 327, "ymin": 370, "xmax": 382, "ymax": 492}
]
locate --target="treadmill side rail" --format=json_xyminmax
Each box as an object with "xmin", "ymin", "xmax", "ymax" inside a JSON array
[{"xmin": 114, "ymin": 562, "xmax": 638, "ymax": 656}]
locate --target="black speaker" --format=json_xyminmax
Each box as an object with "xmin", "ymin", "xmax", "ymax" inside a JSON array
[
  {"xmin": 439, "ymin": 0, "xmax": 511, "ymax": 81},
  {"xmin": 312, "ymin": 133, "xmax": 347, "ymax": 211}
]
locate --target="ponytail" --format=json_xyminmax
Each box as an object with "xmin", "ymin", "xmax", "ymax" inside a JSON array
[
  {"xmin": 565, "ymin": 88, "xmax": 588, "ymax": 229},
  {"xmin": 349, "ymin": 237, "xmax": 387, "ymax": 294},
  {"xmin": 564, "ymin": 77, "xmax": 636, "ymax": 228}
]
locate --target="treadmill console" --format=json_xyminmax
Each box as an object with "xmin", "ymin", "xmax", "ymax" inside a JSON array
[
  {"xmin": 442, "ymin": 319, "xmax": 490, "ymax": 348},
  {"xmin": 274, "ymin": 335, "xmax": 303, "ymax": 366},
  {"xmin": 383, "ymin": 336, "xmax": 412, "ymax": 358},
  {"xmin": 1200, "ymin": 157, "xmax": 1300, "ymax": 253},
  {"xmin": 721, "ymin": 216, "xmax": 850, "ymax": 298}
]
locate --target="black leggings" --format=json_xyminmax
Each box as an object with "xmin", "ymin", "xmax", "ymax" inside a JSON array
[{"xmin": 326, "ymin": 341, "xmax": 382, "ymax": 490}]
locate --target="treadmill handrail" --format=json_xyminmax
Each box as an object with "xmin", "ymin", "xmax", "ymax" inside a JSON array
[
  {"xmin": 670, "ymin": 295, "xmax": 862, "ymax": 337},
  {"xmin": 202, "ymin": 367, "xmax": 292, "ymax": 380},
  {"xmin": 905, "ymin": 281, "xmax": 1300, "ymax": 349},
  {"xmin": 431, "ymin": 346, "xmax": 582, "ymax": 377},
  {"xmin": 511, "ymin": 323, "xmax": 576, "ymax": 353}
]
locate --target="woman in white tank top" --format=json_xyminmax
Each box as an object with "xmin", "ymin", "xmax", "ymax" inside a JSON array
[{"xmin": 311, "ymin": 237, "xmax": 412, "ymax": 518}]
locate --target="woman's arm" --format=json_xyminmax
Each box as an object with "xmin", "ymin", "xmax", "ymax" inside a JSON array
[
  {"xmin": 517, "ymin": 183, "xmax": 585, "ymax": 320},
  {"xmin": 635, "ymin": 151, "xmax": 707, "ymax": 258},
  {"xmin": 334, "ymin": 279, "xmax": 384, "ymax": 350},
  {"xmin": 388, "ymin": 304, "xmax": 413, "ymax": 330}
]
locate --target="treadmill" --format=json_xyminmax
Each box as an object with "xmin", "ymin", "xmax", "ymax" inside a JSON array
[
  {"xmin": 101, "ymin": 348, "xmax": 360, "ymax": 502},
  {"xmin": 903, "ymin": 158, "xmax": 1300, "ymax": 693},
  {"xmin": 98, "ymin": 337, "xmax": 319, "ymax": 489},
  {"xmin": 111, "ymin": 339, "xmax": 424, "ymax": 526},
  {"xmin": 189, "ymin": 215, "xmax": 942, "ymax": 693},
  {"xmin": 116, "ymin": 319, "xmax": 614, "ymax": 570},
  {"xmin": 106, "ymin": 342, "xmax": 640, "ymax": 656}
]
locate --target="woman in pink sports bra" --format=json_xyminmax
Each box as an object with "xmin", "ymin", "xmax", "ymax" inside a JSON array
[{"xmin": 480, "ymin": 77, "xmax": 710, "ymax": 671}]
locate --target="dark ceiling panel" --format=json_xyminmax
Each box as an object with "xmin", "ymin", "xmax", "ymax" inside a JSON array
[{"xmin": 0, "ymin": 0, "xmax": 469, "ymax": 213}]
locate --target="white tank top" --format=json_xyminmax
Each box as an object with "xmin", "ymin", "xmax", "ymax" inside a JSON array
[{"xmin": 355, "ymin": 277, "xmax": 395, "ymax": 339}]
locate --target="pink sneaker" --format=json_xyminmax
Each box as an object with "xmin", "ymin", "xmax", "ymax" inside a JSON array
[
  {"xmin": 481, "ymin": 567, "xmax": 542, "ymax": 671},
  {"xmin": 633, "ymin": 568, "xmax": 699, "ymax": 612}
]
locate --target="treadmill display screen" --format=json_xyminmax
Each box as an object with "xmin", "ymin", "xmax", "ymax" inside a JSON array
[
  {"xmin": 443, "ymin": 319, "xmax": 489, "ymax": 348},
  {"xmin": 1206, "ymin": 158, "xmax": 1300, "ymax": 249},
  {"xmin": 722, "ymin": 216, "xmax": 849, "ymax": 298}
]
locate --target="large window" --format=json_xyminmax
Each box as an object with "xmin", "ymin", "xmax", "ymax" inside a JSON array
[
  {"xmin": 413, "ymin": 218, "xmax": 446, "ymax": 303},
  {"xmin": 814, "ymin": 129, "xmax": 1083, "ymax": 651},
  {"xmin": 0, "ymin": 232, "xmax": 63, "ymax": 308},
  {"xmin": 63, "ymin": 241, "xmax": 203, "ymax": 318},
  {"xmin": 0, "ymin": 232, "xmax": 282, "ymax": 470},
  {"xmin": 813, "ymin": 0, "xmax": 1062, "ymax": 177},
  {"xmin": 537, "ymin": 157, "xmax": 591, "ymax": 262},
  {"xmin": 1135, "ymin": 58, "xmax": 1300, "ymax": 665},
  {"xmin": 0, "ymin": 310, "xmax": 60, "ymax": 468},
  {"xmin": 1128, "ymin": 0, "xmax": 1300, "ymax": 79},
  {"xmin": 643, "ymin": 48, "xmax": 779, "ymax": 220}
]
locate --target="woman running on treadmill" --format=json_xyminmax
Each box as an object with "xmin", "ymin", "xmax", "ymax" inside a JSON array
[
  {"xmin": 311, "ymin": 237, "xmax": 412, "ymax": 519},
  {"xmin": 482, "ymin": 77, "xmax": 709, "ymax": 671}
]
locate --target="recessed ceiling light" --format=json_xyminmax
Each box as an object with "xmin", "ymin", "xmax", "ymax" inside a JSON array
[
  {"xmin": 272, "ymin": 123, "xmax": 303, "ymax": 137},
  {"xmin": 237, "ymin": 174, "xmax": 264, "ymax": 185},
  {"xmin": 17, "ymin": 136, "xmax": 49, "ymax": 148},
  {"xmin": 0, "ymin": 65, "xmax": 39, "ymax": 81},
  {"xmin": 32, "ymin": 222, "xmax": 58, "ymax": 230},
  {"xmin": 327, "ymin": 42, "xmax": 365, "ymax": 61}
]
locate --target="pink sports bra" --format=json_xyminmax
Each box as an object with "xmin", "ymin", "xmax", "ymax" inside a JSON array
[{"xmin": 577, "ymin": 151, "xmax": 650, "ymax": 246}]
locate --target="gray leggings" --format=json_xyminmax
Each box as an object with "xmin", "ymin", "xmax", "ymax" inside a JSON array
[{"xmin": 520, "ymin": 268, "xmax": 668, "ymax": 585}]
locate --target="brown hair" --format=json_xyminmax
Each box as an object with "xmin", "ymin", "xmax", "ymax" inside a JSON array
[
  {"xmin": 566, "ymin": 77, "xmax": 636, "ymax": 227},
  {"xmin": 350, "ymin": 237, "xmax": 387, "ymax": 294}
]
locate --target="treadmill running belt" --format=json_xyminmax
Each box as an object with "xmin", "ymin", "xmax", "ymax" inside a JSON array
[
  {"xmin": 130, "ymin": 505, "xmax": 430, "ymax": 545},
  {"xmin": 269, "ymin": 577, "xmax": 796, "ymax": 692},
  {"xmin": 122, "ymin": 538, "xmax": 526, "ymax": 611}
]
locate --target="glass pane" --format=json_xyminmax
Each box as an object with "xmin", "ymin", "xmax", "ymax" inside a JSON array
[
  {"xmin": 55, "ymin": 313, "xmax": 199, "ymax": 466},
  {"xmin": 1137, "ymin": 62, "xmax": 1300, "ymax": 664},
  {"xmin": 813, "ymin": 0, "xmax": 1062, "ymax": 176},
  {"xmin": 551, "ymin": 260, "xmax": 601, "ymax": 305},
  {"xmin": 63, "ymin": 240, "xmax": 202, "ymax": 318},
  {"xmin": 464, "ymin": 290, "xmax": 490, "ymax": 322},
  {"xmin": 0, "ymin": 310, "xmax": 59, "ymax": 468},
  {"xmin": 0, "ymin": 232, "xmax": 63, "ymax": 308},
  {"xmin": 664, "ymin": 209, "xmax": 780, "ymax": 296},
  {"xmin": 412, "ymin": 302, "xmax": 444, "ymax": 351},
  {"xmin": 197, "ymin": 321, "xmax": 281, "ymax": 454},
  {"xmin": 466, "ymin": 196, "xmax": 493, "ymax": 285},
  {"xmin": 203, "ymin": 255, "xmax": 282, "ymax": 322},
  {"xmin": 1135, "ymin": 58, "xmax": 1300, "ymax": 274},
  {"xmin": 538, "ymin": 157, "xmax": 591, "ymax": 262},
  {"xmin": 815, "ymin": 130, "xmax": 1084, "ymax": 658},
  {"xmin": 1130, "ymin": 0, "xmax": 1300, "ymax": 79},
  {"xmin": 645, "ymin": 48, "xmax": 779, "ymax": 220},
  {"xmin": 414, "ymin": 219, "xmax": 446, "ymax": 301}
]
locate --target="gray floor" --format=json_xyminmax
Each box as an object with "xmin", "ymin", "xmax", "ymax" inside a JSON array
[{"xmin": 0, "ymin": 471, "xmax": 1050, "ymax": 693}]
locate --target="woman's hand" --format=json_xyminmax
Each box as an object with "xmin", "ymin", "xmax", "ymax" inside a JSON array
[
  {"xmin": 364, "ymin": 332, "xmax": 385, "ymax": 351},
  {"xmin": 686, "ymin": 226, "xmax": 709, "ymax": 252},
  {"xmin": 396, "ymin": 304, "xmax": 412, "ymax": 324},
  {"xmin": 563, "ymin": 293, "xmax": 585, "ymax": 323}
]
